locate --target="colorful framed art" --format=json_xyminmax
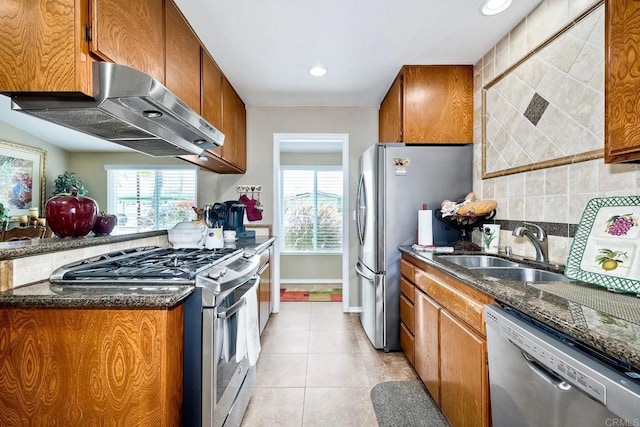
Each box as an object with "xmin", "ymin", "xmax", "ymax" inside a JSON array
[{"xmin": 0, "ymin": 140, "xmax": 46, "ymax": 219}]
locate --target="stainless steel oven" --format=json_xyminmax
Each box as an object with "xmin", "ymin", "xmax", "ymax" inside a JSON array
[
  {"xmin": 49, "ymin": 246, "xmax": 261, "ymax": 427},
  {"xmin": 203, "ymin": 276, "xmax": 259, "ymax": 427}
]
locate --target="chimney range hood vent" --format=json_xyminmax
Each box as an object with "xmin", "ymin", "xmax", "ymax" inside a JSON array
[{"xmin": 7, "ymin": 62, "xmax": 224, "ymax": 157}]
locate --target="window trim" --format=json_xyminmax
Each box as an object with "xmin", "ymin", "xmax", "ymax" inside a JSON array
[{"xmin": 279, "ymin": 164, "xmax": 343, "ymax": 254}]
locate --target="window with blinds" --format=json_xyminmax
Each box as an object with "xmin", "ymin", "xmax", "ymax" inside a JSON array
[
  {"xmin": 280, "ymin": 166, "xmax": 343, "ymax": 253},
  {"xmin": 106, "ymin": 166, "xmax": 197, "ymax": 231}
]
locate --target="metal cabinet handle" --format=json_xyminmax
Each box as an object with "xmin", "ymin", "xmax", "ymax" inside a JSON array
[
  {"xmin": 522, "ymin": 352, "xmax": 571, "ymax": 391},
  {"xmin": 257, "ymin": 263, "xmax": 269, "ymax": 275}
]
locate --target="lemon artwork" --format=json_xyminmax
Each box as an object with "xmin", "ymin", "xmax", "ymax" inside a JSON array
[{"xmin": 595, "ymin": 249, "xmax": 628, "ymax": 272}]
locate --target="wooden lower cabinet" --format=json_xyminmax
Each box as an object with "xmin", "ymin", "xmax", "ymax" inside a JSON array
[
  {"xmin": 0, "ymin": 306, "xmax": 183, "ymax": 425},
  {"xmin": 414, "ymin": 289, "xmax": 440, "ymax": 405},
  {"xmin": 440, "ymin": 310, "xmax": 489, "ymax": 427},
  {"xmin": 401, "ymin": 252, "xmax": 492, "ymax": 427}
]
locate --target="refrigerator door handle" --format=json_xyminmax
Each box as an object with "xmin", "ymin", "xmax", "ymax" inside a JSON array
[
  {"xmin": 355, "ymin": 261, "xmax": 374, "ymax": 282},
  {"xmin": 356, "ymin": 173, "xmax": 367, "ymax": 246}
]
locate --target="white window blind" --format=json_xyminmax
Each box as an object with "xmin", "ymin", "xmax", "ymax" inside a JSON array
[
  {"xmin": 280, "ymin": 166, "xmax": 343, "ymax": 253},
  {"xmin": 106, "ymin": 166, "xmax": 197, "ymax": 231}
]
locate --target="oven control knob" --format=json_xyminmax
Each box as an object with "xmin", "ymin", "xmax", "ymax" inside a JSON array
[
  {"xmin": 243, "ymin": 249, "xmax": 256, "ymax": 259},
  {"xmin": 219, "ymin": 267, "xmax": 228, "ymax": 276},
  {"xmin": 208, "ymin": 267, "xmax": 224, "ymax": 280}
]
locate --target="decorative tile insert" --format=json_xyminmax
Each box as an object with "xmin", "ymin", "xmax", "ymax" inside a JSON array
[{"xmin": 524, "ymin": 93, "xmax": 549, "ymax": 126}]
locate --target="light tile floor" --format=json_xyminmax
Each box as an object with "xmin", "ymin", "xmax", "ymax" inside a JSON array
[{"xmin": 241, "ymin": 302, "xmax": 418, "ymax": 427}]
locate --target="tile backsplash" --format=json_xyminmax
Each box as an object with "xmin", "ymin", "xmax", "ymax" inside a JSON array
[{"xmin": 472, "ymin": 0, "xmax": 640, "ymax": 265}]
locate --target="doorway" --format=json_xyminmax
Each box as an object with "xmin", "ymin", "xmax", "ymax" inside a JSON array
[{"xmin": 272, "ymin": 133, "xmax": 349, "ymax": 313}]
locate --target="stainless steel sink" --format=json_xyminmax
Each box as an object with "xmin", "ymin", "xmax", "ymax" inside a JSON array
[
  {"xmin": 437, "ymin": 255, "xmax": 521, "ymax": 268},
  {"xmin": 470, "ymin": 267, "xmax": 570, "ymax": 282}
]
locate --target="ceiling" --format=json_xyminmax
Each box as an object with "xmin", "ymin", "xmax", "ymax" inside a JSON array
[{"xmin": 0, "ymin": 0, "xmax": 543, "ymax": 151}]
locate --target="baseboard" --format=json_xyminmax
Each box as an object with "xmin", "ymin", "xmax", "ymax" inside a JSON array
[{"xmin": 348, "ymin": 306, "xmax": 363, "ymax": 313}]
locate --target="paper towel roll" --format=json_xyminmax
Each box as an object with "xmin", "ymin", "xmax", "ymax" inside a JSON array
[{"xmin": 418, "ymin": 210, "xmax": 433, "ymax": 246}]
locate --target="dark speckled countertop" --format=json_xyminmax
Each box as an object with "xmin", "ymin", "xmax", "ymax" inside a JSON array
[
  {"xmin": 0, "ymin": 236, "xmax": 276, "ymax": 309},
  {"xmin": 400, "ymin": 246, "xmax": 640, "ymax": 373}
]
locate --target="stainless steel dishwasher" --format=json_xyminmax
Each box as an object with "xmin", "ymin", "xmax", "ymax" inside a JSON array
[{"xmin": 485, "ymin": 305, "xmax": 640, "ymax": 426}]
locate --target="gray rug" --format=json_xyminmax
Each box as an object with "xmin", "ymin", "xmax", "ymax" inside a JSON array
[{"xmin": 370, "ymin": 381, "xmax": 449, "ymax": 427}]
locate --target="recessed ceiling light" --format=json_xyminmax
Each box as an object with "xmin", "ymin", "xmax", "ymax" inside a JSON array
[
  {"xmin": 480, "ymin": 0, "xmax": 512, "ymax": 16},
  {"xmin": 309, "ymin": 66, "xmax": 328, "ymax": 77}
]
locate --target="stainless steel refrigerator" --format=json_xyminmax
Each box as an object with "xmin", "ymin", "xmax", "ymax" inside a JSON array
[{"xmin": 355, "ymin": 143, "xmax": 472, "ymax": 351}]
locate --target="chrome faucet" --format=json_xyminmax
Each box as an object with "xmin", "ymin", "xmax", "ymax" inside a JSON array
[{"xmin": 512, "ymin": 222, "xmax": 548, "ymax": 262}]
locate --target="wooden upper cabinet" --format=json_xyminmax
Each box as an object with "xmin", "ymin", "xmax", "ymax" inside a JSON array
[
  {"xmin": 378, "ymin": 65, "xmax": 473, "ymax": 144},
  {"xmin": 379, "ymin": 74, "xmax": 403, "ymax": 142},
  {"xmin": 605, "ymin": 0, "xmax": 640, "ymax": 163},
  {"xmin": 222, "ymin": 77, "xmax": 238, "ymax": 166},
  {"xmin": 90, "ymin": 0, "xmax": 165, "ymax": 83},
  {"xmin": 235, "ymin": 95, "xmax": 247, "ymax": 171},
  {"xmin": 0, "ymin": 0, "xmax": 92, "ymax": 95},
  {"xmin": 165, "ymin": 0, "xmax": 201, "ymax": 114},
  {"xmin": 201, "ymin": 50, "xmax": 224, "ymax": 158}
]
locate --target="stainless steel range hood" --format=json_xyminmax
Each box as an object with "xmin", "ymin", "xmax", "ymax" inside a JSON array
[{"xmin": 8, "ymin": 62, "xmax": 224, "ymax": 157}]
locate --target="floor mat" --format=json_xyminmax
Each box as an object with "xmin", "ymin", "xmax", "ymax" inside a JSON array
[
  {"xmin": 370, "ymin": 381, "xmax": 449, "ymax": 427},
  {"xmin": 280, "ymin": 288, "xmax": 342, "ymax": 302}
]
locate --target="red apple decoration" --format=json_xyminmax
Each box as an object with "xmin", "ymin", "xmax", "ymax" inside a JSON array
[
  {"xmin": 45, "ymin": 187, "xmax": 98, "ymax": 238},
  {"xmin": 92, "ymin": 211, "xmax": 117, "ymax": 236}
]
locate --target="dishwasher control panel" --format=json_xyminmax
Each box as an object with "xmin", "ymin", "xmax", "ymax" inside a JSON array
[{"xmin": 499, "ymin": 323, "xmax": 607, "ymax": 404}]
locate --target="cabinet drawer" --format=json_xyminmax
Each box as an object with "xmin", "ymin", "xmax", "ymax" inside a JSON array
[
  {"xmin": 400, "ymin": 277, "xmax": 415, "ymax": 302},
  {"xmin": 400, "ymin": 259, "xmax": 415, "ymax": 283},
  {"xmin": 400, "ymin": 294, "xmax": 414, "ymax": 333},
  {"xmin": 400, "ymin": 322, "xmax": 415, "ymax": 366},
  {"xmin": 415, "ymin": 270, "xmax": 486, "ymax": 335}
]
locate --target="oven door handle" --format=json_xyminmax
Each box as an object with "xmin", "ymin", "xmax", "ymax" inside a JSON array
[{"xmin": 217, "ymin": 275, "xmax": 260, "ymax": 319}]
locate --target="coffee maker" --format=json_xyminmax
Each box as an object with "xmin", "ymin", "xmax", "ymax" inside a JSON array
[{"xmin": 223, "ymin": 201, "xmax": 255, "ymax": 238}]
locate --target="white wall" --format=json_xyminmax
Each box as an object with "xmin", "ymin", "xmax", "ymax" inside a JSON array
[
  {"xmin": 0, "ymin": 121, "xmax": 70, "ymax": 205},
  {"xmin": 236, "ymin": 106, "xmax": 378, "ymax": 306},
  {"xmin": 473, "ymin": 0, "xmax": 640, "ymax": 264}
]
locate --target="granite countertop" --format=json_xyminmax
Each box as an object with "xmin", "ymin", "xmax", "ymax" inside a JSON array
[
  {"xmin": 400, "ymin": 246, "xmax": 640, "ymax": 372},
  {"xmin": 0, "ymin": 229, "xmax": 167, "ymax": 260},
  {"xmin": 0, "ymin": 236, "xmax": 276, "ymax": 310}
]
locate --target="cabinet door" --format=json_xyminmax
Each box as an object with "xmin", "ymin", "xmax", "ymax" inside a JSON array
[
  {"xmin": 403, "ymin": 66, "xmax": 473, "ymax": 144},
  {"xmin": 235, "ymin": 96, "xmax": 247, "ymax": 171},
  {"xmin": 0, "ymin": 0, "xmax": 92, "ymax": 94},
  {"xmin": 0, "ymin": 307, "xmax": 183, "ymax": 425},
  {"xmin": 379, "ymin": 74, "xmax": 402, "ymax": 142},
  {"xmin": 605, "ymin": 0, "xmax": 640, "ymax": 163},
  {"xmin": 439, "ymin": 310, "xmax": 489, "ymax": 427},
  {"xmin": 414, "ymin": 289, "xmax": 440, "ymax": 405},
  {"xmin": 165, "ymin": 0, "xmax": 200, "ymax": 113},
  {"xmin": 222, "ymin": 77, "xmax": 238, "ymax": 165},
  {"xmin": 91, "ymin": 0, "xmax": 165, "ymax": 82},
  {"xmin": 201, "ymin": 50, "xmax": 224, "ymax": 158}
]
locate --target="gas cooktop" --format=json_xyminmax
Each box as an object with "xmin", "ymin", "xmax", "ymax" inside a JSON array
[{"xmin": 49, "ymin": 246, "xmax": 241, "ymax": 284}]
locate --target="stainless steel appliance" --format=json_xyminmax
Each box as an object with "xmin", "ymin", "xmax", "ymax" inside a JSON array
[
  {"xmin": 50, "ymin": 246, "xmax": 261, "ymax": 427},
  {"xmin": 355, "ymin": 143, "xmax": 472, "ymax": 351},
  {"xmin": 485, "ymin": 305, "xmax": 640, "ymax": 426},
  {"xmin": 7, "ymin": 62, "xmax": 224, "ymax": 157}
]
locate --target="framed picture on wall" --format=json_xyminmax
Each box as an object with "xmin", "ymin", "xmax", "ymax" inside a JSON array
[{"xmin": 0, "ymin": 140, "xmax": 46, "ymax": 219}]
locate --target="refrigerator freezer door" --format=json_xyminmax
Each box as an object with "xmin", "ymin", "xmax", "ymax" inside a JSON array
[
  {"xmin": 358, "ymin": 145, "xmax": 379, "ymax": 273},
  {"xmin": 356, "ymin": 261, "xmax": 384, "ymax": 349}
]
